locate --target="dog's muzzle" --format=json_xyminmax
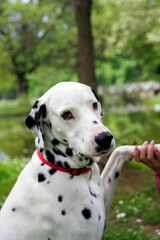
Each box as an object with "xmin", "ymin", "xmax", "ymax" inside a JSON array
[{"xmin": 95, "ymin": 131, "xmax": 113, "ymax": 153}]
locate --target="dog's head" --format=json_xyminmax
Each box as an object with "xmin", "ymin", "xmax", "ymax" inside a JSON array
[{"xmin": 25, "ymin": 82, "xmax": 115, "ymax": 158}]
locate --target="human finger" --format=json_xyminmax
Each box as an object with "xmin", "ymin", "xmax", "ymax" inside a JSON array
[
  {"xmin": 154, "ymin": 148, "xmax": 160, "ymax": 160},
  {"xmin": 140, "ymin": 141, "xmax": 148, "ymax": 161},
  {"xmin": 133, "ymin": 146, "xmax": 140, "ymax": 161},
  {"xmin": 147, "ymin": 140, "xmax": 154, "ymax": 160}
]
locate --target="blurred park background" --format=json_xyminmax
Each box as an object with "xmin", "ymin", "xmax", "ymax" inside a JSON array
[{"xmin": 0, "ymin": 0, "xmax": 160, "ymax": 239}]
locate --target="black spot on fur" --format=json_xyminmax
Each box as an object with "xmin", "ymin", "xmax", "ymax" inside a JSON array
[
  {"xmin": 114, "ymin": 171, "xmax": 119, "ymax": 179},
  {"xmin": 38, "ymin": 173, "xmax": 46, "ymax": 182},
  {"xmin": 85, "ymin": 157, "xmax": 93, "ymax": 166},
  {"xmin": 48, "ymin": 168, "xmax": 57, "ymax": 175},
  {"xmin": 108, "ymin": 178, "xmax": 112, "ymax": 183},
  {"xmin": 70, "ymin": 175, "xmax": 74, "ymax": 179},
  {"xmin": 100, "ymin": 112, "xmax": 103, "ymax": 122},
  {"xmin": 40, "ymin": 148, "xmax": 44, "ymax": 153},
  {"xmin": 63, "ymin": 139, "xmax": 67, "ymax": 143},
  {"xmin": 81, "ymin": 208, "xmax": 91, "ymax": 219},
  {"xmin": 49, "ymin": 122, "xmax": 52, "ymax": 129},
  {"xmin": 99, "ymin": 215, "xmax": 101, "ymax": 220},
  {"xmin": 42, "ymin": 133, "xmax": 44, "ymax": 140},
  {"xmin": 25, "ymin": 115, "xmax": 35, "ymax": 129},
  {"xmin": 53, "ymin": 148, "xmax": 66, "ymax": 157},
  {"xmin": 79, "ymin": 153, "xmax": 85, "ymax": 157},
  {"xmin": 64, "ymin": 162, "xmax": 70, "ymax": 169},
  {"xmin": 89, "ymin": 188, "xmax": 97, "ymax": 198},
  {"xmin": 58, "ymin": 195, "xmax": 63, "ymax": 202},
  {"xmin": 61, "ymin": 209, "xmax": 66, "ymax": 215},
  {"xmin": 93, "ymin": 121, "xmax": 98, "ymax": 124},
  {"xmin": 46, "ymin": 150, "xmax": 55, "ymax": 164},
  {"xmin": 35, "ymin": 111, "xmax": 40, "ymax": 126},
  {"xmin": 89, "ymin": 169, "xmax": 92, "ymax": 180},
  {"xmin": 91, "ymin": 88, "xmax": 99, "ymax": 102},
  {"xmin": 88, "ymin": 160, "xmax": 93, "ymax": 166},
  {"xmin": 41, "ymin": 163, "xmax": 45, "ymax": 166},
  {"xmin": 32, "ymin": 100, "xmax": 39, "ymax": 109},
  {"xmin": 39, "ymin": 104, "xmax": 47, "ymax": 118},
  {"xmin": 12, "ymin": 207, "xmax": 16, "ymax": 212},
  {"xmin": 51, "ymin": 138, "xmax": 60, "ymax": 146},
  {"xmin": 56, "ymin": 161, "xmax": 63, "ymax": 167},
  {"xmin": 66, "ymin": 148, "xmax": 73, "ymax": 157}
]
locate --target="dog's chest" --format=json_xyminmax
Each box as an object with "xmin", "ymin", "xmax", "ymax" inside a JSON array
[
  {"xmin": 0, "ymin": 160, "xmax": 105, "ymax": 240},
  {"xmin": 34, "ymin": 163, "xmax": 106, "ymax": 240}
]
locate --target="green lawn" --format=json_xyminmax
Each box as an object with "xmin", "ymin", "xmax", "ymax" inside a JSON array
[{"xmin": 104, "ymin": 162, "xmax": 160, "ymax": 240}]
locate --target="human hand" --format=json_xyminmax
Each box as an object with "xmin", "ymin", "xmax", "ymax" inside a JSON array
[{"xmin": 133, "ymin": 140, "xmax": 160, "ymax": 174}]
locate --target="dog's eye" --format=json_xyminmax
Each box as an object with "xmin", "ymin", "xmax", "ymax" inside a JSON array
[
  {"xmin": 61, "ymin": 111, "xmax": 73, "ymax": 120},
  {"xmin": 93, "ymin": 102, "xmax": 98, "ymax": 111}
]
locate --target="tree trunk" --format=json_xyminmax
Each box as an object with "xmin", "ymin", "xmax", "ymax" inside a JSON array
[
  {"xmin": 17, "ymin": 73, "xmax": 28, "ymax": 96},
  {"xmin": 74, "ymin": 0, "xmax": 97, "ymax": 91}
]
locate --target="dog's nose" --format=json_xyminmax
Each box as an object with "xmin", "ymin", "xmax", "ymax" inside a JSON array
[{"xmin": 94, "ymin": 131, "xmax": 113, "ymax": 150}]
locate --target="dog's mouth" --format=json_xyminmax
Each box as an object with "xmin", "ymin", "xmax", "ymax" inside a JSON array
[
  {"xmin": 95, "ymin": 148, "xmax": 112, "ymax": 157},
  {"xmin": 78, "ymin": 148, "xmax": 112, "ymax": 159}
]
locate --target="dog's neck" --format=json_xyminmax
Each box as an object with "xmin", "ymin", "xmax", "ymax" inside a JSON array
[{"xmin": 35, "ymin": 123, "xmax": 99, "ymax": 169}]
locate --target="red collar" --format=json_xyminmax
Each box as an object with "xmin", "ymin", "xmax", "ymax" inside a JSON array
[{"xmin": 37, "ymin": 150, "xmax": 91, "ymax": 176}]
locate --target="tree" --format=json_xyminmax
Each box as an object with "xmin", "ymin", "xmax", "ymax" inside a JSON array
[
  {"xmin": 0, "ymin": 0, "xmax": 76, "ymax": 96},
  {"xmin": 92, "ymin": 0, "xmax": 160, "ymax": 84},
  {"xmin": 74, "ymin": 0, "xmax": 97, "ymax": 90}
]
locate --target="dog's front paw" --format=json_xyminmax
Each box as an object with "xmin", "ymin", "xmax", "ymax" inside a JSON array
[{"xmin": 113, "ymin": 145, "xmax": 135, "ymax": 162}]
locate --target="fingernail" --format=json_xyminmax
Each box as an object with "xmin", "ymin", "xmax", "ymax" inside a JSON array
[
  {"xmin": 151, "ymin": 140, "xmax": 155, "ymax": 145},
  {"xmin": 144, "ymin": 141, "xmax": 148, "ymax": 145},
  {"xmin": 135, "ymin": 146, "xmax": 139, "ymax": 151}
]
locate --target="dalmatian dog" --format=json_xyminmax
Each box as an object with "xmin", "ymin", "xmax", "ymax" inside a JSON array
[{"xmin": 0, "ymin": 82, "xmax": 159, "ymax": 240}]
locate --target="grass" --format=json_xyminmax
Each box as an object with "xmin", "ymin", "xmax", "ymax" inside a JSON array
[
  {"xmin": 0, "ymin": 158, "xmax": 28, "ymax": 208},
  {"xmin": 0, "ymin": 158, "xmax": 160, "ymax": 239},
  {"xmin": 103, "ymin": 162, "xmax": 160, "ymax": 240}
]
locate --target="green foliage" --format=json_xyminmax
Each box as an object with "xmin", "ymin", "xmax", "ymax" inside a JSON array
[
  {"xmin": 93, "ymin": 0, "xmax": 160, "ymax": 85},
  {"xmin": 0, "ymin": 0, "xmax": 160, "ymax": 96},
  {"xmin": 103, "ymin": 110, "xmax": 160, "ymax": 146},
  {"xmin": 0, "ymin": 0, "xmax": 77, "ymax": 96},
  {"xmin": 0, "ymin": 158, "xmax": 28, "ymax": 209},
  {"xmin": 0, "ymin": 98, "xmax": 35, "ymax": 157},
  {"xmin": 0, "ymin": 47, "xmax": 17, "ymax": 98},
  {"xmin": 27, "ymin": 65, "xmax": 78, "ymax": 98},
  {"xmin": 0, "ymin": 97, "xmax": 32, "ymax": 116}
]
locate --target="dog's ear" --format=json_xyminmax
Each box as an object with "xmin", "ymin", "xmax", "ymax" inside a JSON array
[{"xmin": 25, "ymin": 99, "xmax": 47, "ymax": 152}]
